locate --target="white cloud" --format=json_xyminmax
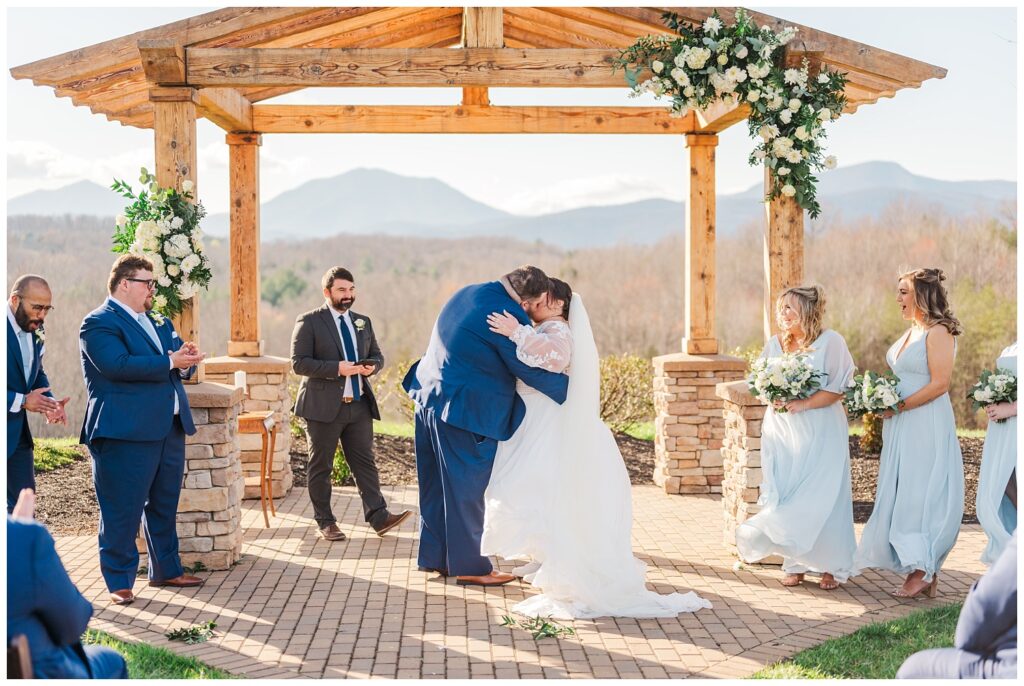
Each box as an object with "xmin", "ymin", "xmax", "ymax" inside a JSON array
[{"xmin": 501, "ymin": 175, "xmax": 683, "ymax": 216}]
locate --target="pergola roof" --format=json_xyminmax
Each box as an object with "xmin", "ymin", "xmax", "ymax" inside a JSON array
[{"xmin": 11, "ymin": 6, "xmax": 946, "ymax": 131}]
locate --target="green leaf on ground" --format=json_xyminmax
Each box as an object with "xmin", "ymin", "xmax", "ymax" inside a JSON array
[{"xmin": 165, "ymin": 620, "xmax": 218, "ymax": 645}]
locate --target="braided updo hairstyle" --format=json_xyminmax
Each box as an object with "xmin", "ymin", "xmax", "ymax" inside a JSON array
[
  {"xmin": 776, "ymin": 285, "xmax": 826, "ymax": 351},
  {"xmin": 899, "ymin": 267, "xmax": 962, "ymax": 335}
]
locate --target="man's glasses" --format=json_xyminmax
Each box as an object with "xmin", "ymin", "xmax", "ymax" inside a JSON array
[
  {"xmin": 21, "ymin": 302, "xmax": 54, "ymax": 314},
  {"xmin": 125, "ymin": 278, "xmax": 157, "ymax": 290}
]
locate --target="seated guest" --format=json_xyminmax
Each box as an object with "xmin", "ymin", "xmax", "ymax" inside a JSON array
[
  {"xmin": 897, "ymin": 531, "xmax": 1017, "ymax": 679},
  {"xmin": 7, "ymin": 489, "xmax": 128, "ymax": 679}
]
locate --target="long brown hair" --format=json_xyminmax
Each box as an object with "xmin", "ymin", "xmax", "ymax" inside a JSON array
[
  {"xmin": 776, "ymin": 285, "xmax": 826, "ymax": 352},
  {"xmin": 899, "ymin": 267, "xmax": 962, "ymax": 335}
]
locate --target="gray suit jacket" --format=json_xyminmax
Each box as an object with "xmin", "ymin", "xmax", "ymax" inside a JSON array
[
  {"xmin": 955, "ymin": 531, "xmax": 1017, "ymax": 678},
  {"xmin": 291, "ymin": 305, "xmax": 384, "ymax": 422}
]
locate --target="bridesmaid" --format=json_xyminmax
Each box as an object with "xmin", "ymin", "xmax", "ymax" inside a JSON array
[
  {"xmin": 736, "ymin": 285, "xmax": 857, "ymax": 591},
  {"xmin": 854, "ymin": 267, "xmax": 964, "ymax": 598},
  {"xmin": 976, "ymin": 341, "xmax": 1017, "ymax": 565}
]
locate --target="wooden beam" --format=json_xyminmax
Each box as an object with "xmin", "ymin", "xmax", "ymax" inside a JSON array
[
  {"xmin": 138, "ymin": 39, "xmax": 185, "ymax": 84},
  {"xmin": 251, "ymin": 104, "xmax": 696, "ymax": 134},
  {"xmin": 151, "ymin": 87, "xmax": 202, "ymax": 381},
  {"xmin": 763, "ymin": 167, "xmax": 805, "ymax": 340},
  {"xmin": 197, "ymin": 88, "xmax": 253, "ymax": 131},
  {"xmin": 461, "ymin": 88, "xmax": 490, "ymax": 106},
  {"xmin": 226, "ymin": 132, "xmax": 263, "ymax": 357},
  {"xmin": 185, "ymin": 47, "xmax": 622, "ymax": 87},
  {"xmin": 462, "ymin": 7, "xmax": 503, "ymax": 107},
  {"xmin": 504, "ymin": 6, "xmax": 638, "ymax": 49},
  {"xmin": 695, "ymin": 101, "xmax": 750, "ymax": 133},
  {"xmin": 683, "ymin": 134, "xmax": 719, "ymax": 355}
]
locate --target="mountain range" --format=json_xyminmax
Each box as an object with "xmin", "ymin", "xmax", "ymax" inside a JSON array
[{"xmin": 7, "ymin": 162, "xmax": 1015, "ymax": 248}]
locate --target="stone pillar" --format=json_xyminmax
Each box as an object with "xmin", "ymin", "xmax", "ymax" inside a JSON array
[
  {"xmin": 203, "ymin": 356, "xmax": 294, "ymax": 499},
  {"xmin": 653, "ymin": 353, "xmax": 746, "ymax": 495},
  {"xmin": 717, "ymin": 379, "xmax": 778, "ymax": 563},
  {"xmin": 141, "ymin": 383, "xmax": 246, "ymax": 571}
]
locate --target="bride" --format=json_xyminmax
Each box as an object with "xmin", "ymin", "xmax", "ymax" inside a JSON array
[{"xmin": 481, "ymin": 278, "xmax": 711, "ymax": 619}]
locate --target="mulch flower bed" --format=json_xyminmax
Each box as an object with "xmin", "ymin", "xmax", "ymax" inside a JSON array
[{"xmin": 36, "ymin": 436, "xmax": 984, "ymax": 536}]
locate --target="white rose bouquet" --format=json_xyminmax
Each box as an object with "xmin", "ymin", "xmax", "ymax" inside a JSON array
[
  {"xmin": 968, "ymin": 368, "xmax": 1017, "ymax": 422},
  {"xmin": 748, "ymin": 353, "xmax": 824, "ymax": 413},
  {"xmin": 843, "ymin": 370, "xmax": 902, "ymax": 419},
  {"xmin": 111, "ymin": 168, "xmax": 210, "ymax": 317}
]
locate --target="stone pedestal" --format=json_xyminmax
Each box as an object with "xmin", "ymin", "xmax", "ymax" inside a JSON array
[
  {"xmin": 204, "ymin": 356, "xmax": 294, "ymax": 500},
  {"xmin": 652, "ymin": 353, "xmax": 746, "ymax": 495},
  {"xmin": 138, "ymin": 382, "xmax": 245, "ymax": 571},
  {"xmin": 717, "ymin": 379, "xmax": 780, "ymax": 564}
]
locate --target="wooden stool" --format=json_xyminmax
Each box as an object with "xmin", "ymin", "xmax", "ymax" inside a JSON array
[{"xmin": 238, "ymin": 411, "xmax": 278, "ymax": 527}]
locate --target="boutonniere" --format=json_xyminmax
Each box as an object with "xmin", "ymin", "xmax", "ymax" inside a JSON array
[
  {"xmin": 149, "ymin": 311, "xmax": 167, "ymax": 326},
  {"xmin": 354, "ymin": 318, "xmax": 367, "ymax": 332},
  {"xmin": 34, "ymin": 328, "xmax": 45, "ymax": 344}
]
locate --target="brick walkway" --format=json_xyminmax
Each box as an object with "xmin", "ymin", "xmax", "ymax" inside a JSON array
[{"xmin": 57, "ymin": 486, "xmax": 987, "ymax": 679}]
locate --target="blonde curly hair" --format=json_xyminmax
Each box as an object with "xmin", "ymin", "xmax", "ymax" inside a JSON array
[
  {"xmin": 898, "ymin": 267, "xmax": 962, "ymax": 335},
  {"xmin": 776, "ymin": 285, "xmax": 826, "ymax": 352}
]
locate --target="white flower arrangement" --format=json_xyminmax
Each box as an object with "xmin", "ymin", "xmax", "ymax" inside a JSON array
[
  {"xmin": 354, "ymin": 318, "xmax": 367, "ymax": 331},
  {"xmin": 149, "ymin": 310, "xmax": 167, "ymax": 326},
  {"xmin": 968, "ymin": 368, "xmax": 1017, "ymax": 422},
  {"xmin": 748, "ymin": 353, "xmax": 824, "ymax": 412},
  {"xmin": 111, "ymin": 168, "xmax": 211, "ymax": 317},
  {"xmin": 843, "ymin": 370, "xmax": 902, "ymax": 419},
  {"xmin": 616, "ymin": 9, "xmax": 847, "ymax": 218},
  {"xmin": 34, "ymin": 327, "xmax": 45, "ymax": 344}
]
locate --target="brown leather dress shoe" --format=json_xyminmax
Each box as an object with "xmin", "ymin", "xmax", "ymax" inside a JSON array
[
  {"xmin": 317, "ymin": 523, "xmax": 347, "ymax": 541},
  {"xmin": 374, "ymin": 510, "xmax": 413, "ymax": 537},
  {"xmin": 110, "ymin": 589, "xmax": 135, "ymax": 605},
  {"xmin": 456, "ymin": 571, "xmax": 517, "ymax": 587},
  {"xmin": 148, "ymin": 574, "xmax": 204, "ymax": 588}
]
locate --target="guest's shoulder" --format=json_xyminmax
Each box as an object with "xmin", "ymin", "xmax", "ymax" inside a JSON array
[{"xmin": 295, "ymin": 304, "xmax": 327, "ymax": 324}]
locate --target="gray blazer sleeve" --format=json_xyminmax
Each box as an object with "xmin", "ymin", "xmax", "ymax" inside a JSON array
[
  {"xmin": 955, "ymin": 533, "xmax": 1017, "ymax": 653},
  {"xmin": 290, "ymin": 314, "xmax": 339, "ymax": 380}
]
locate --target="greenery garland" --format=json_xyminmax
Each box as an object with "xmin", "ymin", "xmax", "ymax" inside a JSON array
[
  {"xmin": 615, "ymin": 9, "xmax": 847, "ymax": 218},
  {"xmin": 111, "ymin": 168, "xmax": 211, "ymax": 317}
]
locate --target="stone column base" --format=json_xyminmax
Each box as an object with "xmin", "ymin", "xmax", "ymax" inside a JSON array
[
  {"xmin": 717, "ymin": 379, "xmax": 781, "ymax": 565},
  {"xmin": 204, "ymin": 355, "xmax": 294, "ymax": 500},
  {"xmin": 652, "ymin": 353, "xmax": 746, "ymax": 495}
]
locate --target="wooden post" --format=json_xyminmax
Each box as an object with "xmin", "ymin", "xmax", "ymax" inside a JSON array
[
  {"xmin": 682, "ymin": 134, "xmax": 719, "ymax": 355},
  {"xmin": 461, "ymin": 7, "xmax": 502, "ymax": 106},
  {"xmin": 226, "ymin": 132, "xmax": 264, "ymax": 357},
  {"xmin": 763, "ymin": 167, "xmax": 805, "ymax": 339},
  {"xmin": 150, "ymin": 86, "xmax": 202, "ymax": 381}
]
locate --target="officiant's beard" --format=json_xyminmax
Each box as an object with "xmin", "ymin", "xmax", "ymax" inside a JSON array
[
  {"xmin": 331, "ymin": 294, "xmax": 355, "ymax": 312},
  {"xmin": 13, "ymin": 301, "xmax": 42, "ymax": 332}
]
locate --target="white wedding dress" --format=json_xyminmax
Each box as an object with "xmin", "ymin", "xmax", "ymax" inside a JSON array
[{"xmin": 481, "ymin": 294, "xmax": 712, "ymax": 619}]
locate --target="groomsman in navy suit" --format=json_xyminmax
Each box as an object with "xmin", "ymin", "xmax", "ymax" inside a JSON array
[
  {"xmin": 6, "ymin": 274, "xmax": 68, "ymax": 512},
  {"xmin": 79, "ymin": 255, "xmax": 206, "ymax": 605}
]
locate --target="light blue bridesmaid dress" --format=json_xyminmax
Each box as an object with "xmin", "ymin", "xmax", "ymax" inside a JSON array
[
  {"xmin": 854, "ymin": 327, "xmax": 964, "ymax": 582},
  {"xmin": 736, "ymin": 329, "xmax": 858, "ymax": 582},
  {"xmin": 976, "ymin": 342, "xmax": 1017, "ymax": 565}
]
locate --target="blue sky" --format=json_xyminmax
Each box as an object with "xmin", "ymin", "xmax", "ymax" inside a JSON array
[{"xmin": 5, "ymin": 4, "xmax": 1018, "ymax": 216}]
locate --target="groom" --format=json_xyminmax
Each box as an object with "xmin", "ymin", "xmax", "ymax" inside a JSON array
[{"xmin": 403, "ymin": 266, "xmax": 569, "ymax": 586}]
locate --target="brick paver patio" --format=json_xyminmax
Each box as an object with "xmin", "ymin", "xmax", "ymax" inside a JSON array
[{"xmin": 57, "ymin": 486, "xmax": 987, "ymax": 679}]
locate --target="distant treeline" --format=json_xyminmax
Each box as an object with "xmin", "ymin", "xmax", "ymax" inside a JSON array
[{"xmin": 7, "ymin": 198, "xmax": 1016, "ymax": 437}]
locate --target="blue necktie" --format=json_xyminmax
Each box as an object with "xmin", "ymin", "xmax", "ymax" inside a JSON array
[{"xmin": 338, "ymin": 316, "xmax": 361, "ymax": 401}]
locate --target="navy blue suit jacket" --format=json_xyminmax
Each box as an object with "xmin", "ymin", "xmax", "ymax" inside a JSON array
[
  {"xmin": 955, "ymin": 532, "xmax": 1017, "ymax": 677},
  {"xmin": 79, "ymin": 298, "xmax": 196, "ymax": 445},
  {"xmin": 403, "ymin": 281, "xmax": 569, "ymax": 441},
  {"xmin": 7, "ymin": 318, "xmax": 51, "ymax": 458},
  {"xmin": 6, "ymin": 518, "xmax": 95, "ymax": 678}
]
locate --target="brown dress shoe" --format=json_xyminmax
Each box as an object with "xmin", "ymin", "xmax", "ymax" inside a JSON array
[
  {"xmin": 374, "ymin": 510, "xmax": 413, "ymax": 537},
  {"xmin": 456, "ymin": 571, "xmax": 517, "ymax": 587},
  {"xmin": 110, "ymin": 589, "xmax": 135, "ymax": 605},
  {"xmin": 148, "ymin": 574, "xmax": 204, "ymax": 588},
  {"xmin": 317, "ymin": 523, "xmax": 347, "ymax": 541}
]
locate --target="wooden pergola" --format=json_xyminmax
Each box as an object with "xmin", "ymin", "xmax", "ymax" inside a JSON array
[{"xmin": 12, "ymin": 6, "xmax": 946, "ymax": 362}]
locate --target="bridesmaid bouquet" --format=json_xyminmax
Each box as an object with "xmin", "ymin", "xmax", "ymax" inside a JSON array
[
  {"xmin": 748, "ymin": 354, "xmax": 823, "ymax": 412},
  {"xmin": 843, "ymin": 370, "xmax": 901, "ymax": 419},
  {"xmin": 968, "ymin": 368, "xmax": 1017, "ymax": 422}
]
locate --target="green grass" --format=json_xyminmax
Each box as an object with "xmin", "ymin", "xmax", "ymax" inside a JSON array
[
  {"xmin": 33, "ymin": 437, "xmax": 83, "ymax": 473},
  {"xmin": 373, "ymin": 420, "xmax": 415, "ymax": 438},
  {"xmin": 622, "ymin": 421, "xmax": 655, "ymax": 441},
  {"xmin": 83, "ymin": 630, "xmax": 238, "ymax": 679},
  {"xmin": 752, "ymin": 602, "xmax": 961, "ymax": 679}
]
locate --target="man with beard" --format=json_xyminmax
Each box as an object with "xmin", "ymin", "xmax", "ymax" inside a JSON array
[
  {"xmin": 7, "ymin": 274, "xmax": 68, "ymax": 512},
  {"xmin": 291, "ymin": 266, "xmax": 411, "ymax": 541},
  {"xmin": 79, "ymin": 255, "xmax": 206, "ymax": 605}
]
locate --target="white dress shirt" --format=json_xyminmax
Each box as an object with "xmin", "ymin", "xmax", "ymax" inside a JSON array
[
  {"xmin": 7, "ymin": 305, "xmax": 34, "ymax": 413},
  {"xmin": 328, "ymin": 302, "xmax": 363, "ymax": 399},
  {"xmin": 109, "ymin": 297, "xmax": 179, "ymax": 414}
]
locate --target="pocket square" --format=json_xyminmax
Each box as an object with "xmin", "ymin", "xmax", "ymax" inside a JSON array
[{"xmin": 172, "ymin": 332, "xmax": 181, "ymax": 339}]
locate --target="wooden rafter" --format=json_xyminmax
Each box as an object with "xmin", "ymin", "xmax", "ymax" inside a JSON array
[{"xmin": 251, "ymin": 104, "xmax": 696, "ymax": 134}]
